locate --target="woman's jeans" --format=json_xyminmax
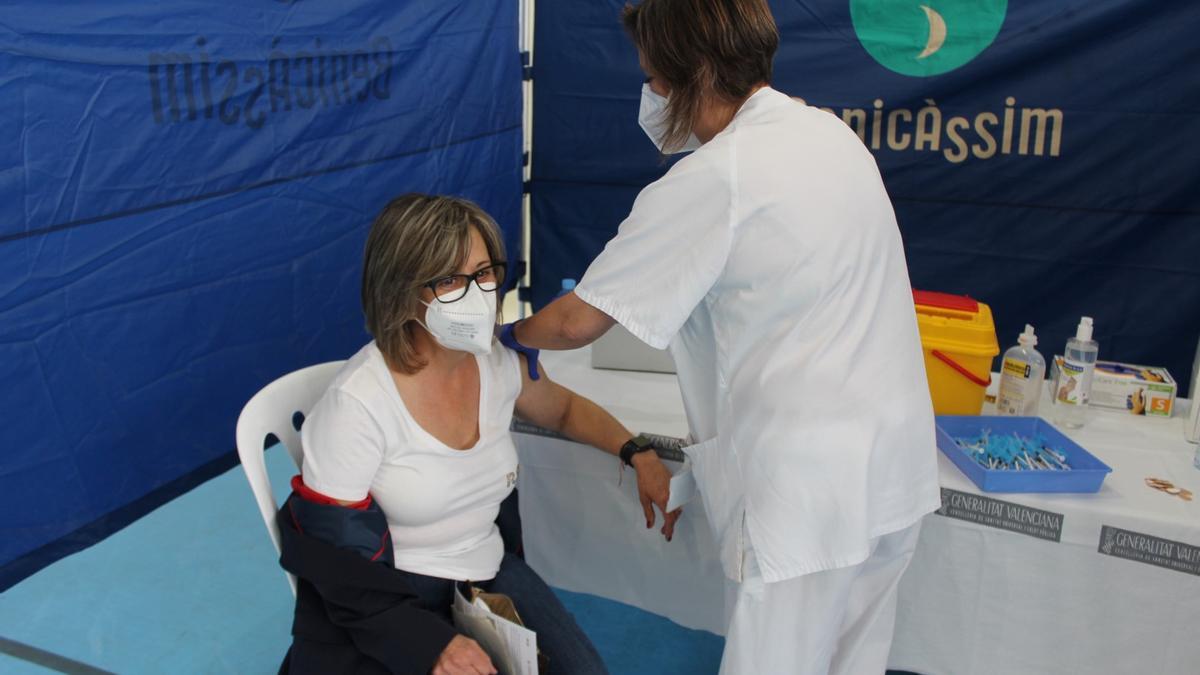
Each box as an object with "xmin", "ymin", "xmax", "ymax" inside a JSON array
[{"xmin": 395, "ymin": 553, "xmax": 608, "ymax": 675}]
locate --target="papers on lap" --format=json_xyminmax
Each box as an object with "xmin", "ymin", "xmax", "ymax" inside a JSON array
[{"xmin": 452, "ymin": 586, "xmax": 539, "ymax": 675}]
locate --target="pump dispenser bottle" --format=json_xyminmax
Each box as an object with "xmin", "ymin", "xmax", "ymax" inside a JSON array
[{"xmin": 1054, "ymin": 317, "xmax": 1099, "ymax": 429}]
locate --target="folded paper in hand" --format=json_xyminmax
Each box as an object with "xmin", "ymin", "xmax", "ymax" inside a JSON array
[{"xmin": 452, "ymin": 586, "xmax": 539, "ymax": 675}]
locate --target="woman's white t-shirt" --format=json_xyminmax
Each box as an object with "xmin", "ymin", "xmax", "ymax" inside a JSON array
[{"xmin": 300, "ymin": 341, "xmax": 522, "ymax": 581}]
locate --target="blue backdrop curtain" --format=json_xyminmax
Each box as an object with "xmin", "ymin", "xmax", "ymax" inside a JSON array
[
  {"xmin": 4, "ymin": 0, "xmax": 1198, "ymax": 590},
  {"xmin": 0, "ymin": 0, "xmax": 522, "ymax": 584},
  {"xmin": 530, "ymin": 0, "xmax": 1200, "ymax": 392}
]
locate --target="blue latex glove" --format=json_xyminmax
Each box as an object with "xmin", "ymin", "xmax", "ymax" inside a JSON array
[{"xmin": 499, "ymin": 322, "xmax": 540, "ymax": 381}]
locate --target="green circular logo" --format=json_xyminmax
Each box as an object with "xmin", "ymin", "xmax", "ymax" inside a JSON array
[{"xmin": 850, "ymin": 0, "xmax": 1007, "ymax": 77}]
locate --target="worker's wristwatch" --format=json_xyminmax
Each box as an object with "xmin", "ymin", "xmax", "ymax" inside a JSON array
[{"xmin": 619, "ymin": 434, "xmax": 656, "ymax": 467}]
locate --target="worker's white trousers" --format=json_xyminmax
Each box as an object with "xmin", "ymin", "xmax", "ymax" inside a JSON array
[{"xmin": 720, "ymin": 521, "xmax": 922, "ymax": 675}]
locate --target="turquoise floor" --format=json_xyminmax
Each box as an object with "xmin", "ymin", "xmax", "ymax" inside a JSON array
[{"xmin": 0, "ymin": 445, "xmax": 723, "ymax": 674}]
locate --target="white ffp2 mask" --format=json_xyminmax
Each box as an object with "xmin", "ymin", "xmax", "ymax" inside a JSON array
[
  {"xmin": 419, "ymin": 282, "xmax": 496, "ymax": 355},
  {"xmin": 638, "ymin": 82, "xmax": 702, "ymax": 154}
]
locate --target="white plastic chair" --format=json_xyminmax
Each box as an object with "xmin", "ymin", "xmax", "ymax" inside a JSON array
[{"xmin": 235, "ymin": 361, "xmax": 345, "ymax": 595}]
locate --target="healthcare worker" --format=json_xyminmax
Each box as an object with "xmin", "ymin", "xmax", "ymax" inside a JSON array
[{"xmin": 500, "ymin": 1, "xmax": 941, "ymax": 673}]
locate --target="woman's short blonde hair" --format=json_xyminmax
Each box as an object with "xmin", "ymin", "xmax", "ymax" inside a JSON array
[{"xmin": 361, "ymin": 193, "xmax": 506, "ymax": 373}]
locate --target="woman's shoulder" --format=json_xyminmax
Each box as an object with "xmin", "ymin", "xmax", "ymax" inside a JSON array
[
  {"xmin": 484, "ymin": 340, "xmax": 519, "ymax": 373},
  {"xmin": 303, "ymin": 344, "xmax": 396, "ymax": 454},
  {"xmin": 484, "ymin": 342, "xmax": 524, "ymax": 393},
  {"xmin": 319, "ymin": 342, "xmax": 396, "ymax": 416}
]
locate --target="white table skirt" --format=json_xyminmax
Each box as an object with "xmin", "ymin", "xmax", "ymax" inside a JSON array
[{"xmin": 514, "ymin": 347, "xmax": 1200, "ymax": 672}]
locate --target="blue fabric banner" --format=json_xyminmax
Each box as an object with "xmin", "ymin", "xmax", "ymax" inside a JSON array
[
  {"xmin": 0, "ymin": 0, "xmax": 521, "ymax": 572},
  {"xmin": 530, "ymin": 0, "xmax": 1200, "ymax": 392}
]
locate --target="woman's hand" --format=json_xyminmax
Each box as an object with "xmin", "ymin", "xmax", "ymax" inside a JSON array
[
  {"xmin": 433, "ymin": 635, "xmax": 497, "ymax": 675},
  {"xmin": 631, "ymin": 452, "xmax": 681, "ymax": 541}
]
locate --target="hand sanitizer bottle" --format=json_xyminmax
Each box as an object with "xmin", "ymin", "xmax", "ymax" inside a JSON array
[
  {"xmin": 997, "ymin": 325, "xmax": 1046, "ymax": 416},
  {"xmin": 1054, "ymin": 317, "xmax": 1099, "ymax": 429}
]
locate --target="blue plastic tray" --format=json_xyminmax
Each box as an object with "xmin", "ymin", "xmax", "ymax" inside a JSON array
[{"xmin": 935, "ymin": 416, "xmax": 1112, "ymax": 493}]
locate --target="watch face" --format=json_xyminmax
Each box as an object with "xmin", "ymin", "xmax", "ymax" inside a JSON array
[{"xmin": 621, "ymin": 436, "xmax": 654, "ymax": 466}]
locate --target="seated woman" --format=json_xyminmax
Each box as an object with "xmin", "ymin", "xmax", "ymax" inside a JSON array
[{"xmin": 294, "ymin": 194, "xmax": 678, "ymax": 675}]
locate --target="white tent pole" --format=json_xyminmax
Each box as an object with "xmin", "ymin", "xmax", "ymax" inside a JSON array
[{"xmin": 518, "ymin": 0, "xmax": 535, "ymax": 318}]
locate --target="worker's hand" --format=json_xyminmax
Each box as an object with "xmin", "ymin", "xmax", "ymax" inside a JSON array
[
  {"xmin": 433, "ymin": 635, "xmax": 497, "ymax": 675},
  {"xmin": 498, "ymin": 322, "xmax": 540, "ymax": 381},
  {"xmin": 631, "ymin": 451, "xmax": 681, "ymax": 541}
]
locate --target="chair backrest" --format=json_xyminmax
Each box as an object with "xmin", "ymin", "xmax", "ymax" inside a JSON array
[{"xmin": 235, "ymin": 360, "xmax": 345, "ymax": 595}]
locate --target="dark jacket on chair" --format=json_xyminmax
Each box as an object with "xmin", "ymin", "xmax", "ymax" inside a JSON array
[{"xmin": 275, "ymin": 478, "xmax": 457, "ymax": 675}]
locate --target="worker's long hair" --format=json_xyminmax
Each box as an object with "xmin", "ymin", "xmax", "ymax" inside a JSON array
[{"xmin": 622, "ymin": 0, "xmax": 779, "ymax": 153}]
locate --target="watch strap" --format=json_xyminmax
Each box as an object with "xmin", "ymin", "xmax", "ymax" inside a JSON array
[{"xmin": 619, "ymin": 434, "xmax": 655, "ymax": 467}]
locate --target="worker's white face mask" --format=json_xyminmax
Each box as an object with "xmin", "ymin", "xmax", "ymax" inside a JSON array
[
  {"xmin": 638, "ymin": 82, "xmax": 702, "ymax": 154},
  {"xmin": 419, "ymin": 282, "xmax": 496, "ymax": 355}
]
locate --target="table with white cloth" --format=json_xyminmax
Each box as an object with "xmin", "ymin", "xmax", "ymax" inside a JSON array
[{"xmin": 513, "ymin": 347, "xmax": 1200, "ymax": 675}]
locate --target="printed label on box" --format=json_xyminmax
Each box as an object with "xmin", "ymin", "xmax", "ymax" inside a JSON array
[
  {"xmin": 1098, "ymin": 525, "xmax": 1200, "ymax": 576},
  {"xmin": 936, "ymin": 488, "xmax": 1064, "ymax": 542},
  {"xmin": 637, "ymin": 432, "xmax": 687, "ymax": 462},
  {"xmin": 510, "ymin": 419, "xmax": 566, "ymax": 440},
  {"xmin": 1086, "ymin": 359, "xmax": 1177, "ymax": 417},
  {"xmin": 510, "ymin": 421, "xmax": 687, "ymax": 462}
]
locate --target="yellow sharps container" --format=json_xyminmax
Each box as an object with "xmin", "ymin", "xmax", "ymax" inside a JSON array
[{"xmin": 913, "ymin": 291, "xmax": 1000, "ymax": 415}]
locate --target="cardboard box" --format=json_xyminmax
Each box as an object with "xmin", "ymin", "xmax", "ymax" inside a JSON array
[
  {"xmin": 591, "ymin": 324, "xmax": 676, "ymax": 374},
  {"xmin": 1053, "ymin": 357, "xmax": 1177, "ymax": 418}
]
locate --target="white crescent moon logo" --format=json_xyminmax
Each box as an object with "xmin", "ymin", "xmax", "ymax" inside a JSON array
[{"xmin": 917, "ymin": 5, "xmax": 948, "ymax": 59}]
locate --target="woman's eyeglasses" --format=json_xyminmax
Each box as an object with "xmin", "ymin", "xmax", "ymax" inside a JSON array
[{"xmin": 424, "ymin": 262, "xmax": 507, "ymax": 303}]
